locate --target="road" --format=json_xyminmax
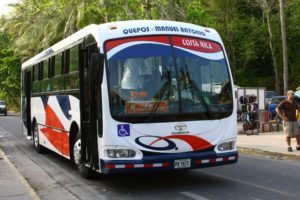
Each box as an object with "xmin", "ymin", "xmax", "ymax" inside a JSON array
[{"xmin": 0, "ymin": 114, "xmax": 299, "ymax": 200}]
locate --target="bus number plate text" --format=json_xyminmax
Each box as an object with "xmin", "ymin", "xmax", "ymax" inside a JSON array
[{"xmin": 174, "ymin": 159, "xmax": 191, "ymax": 169}]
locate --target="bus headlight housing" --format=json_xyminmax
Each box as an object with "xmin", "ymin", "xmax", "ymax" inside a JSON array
[
  {"xmin": 217, "ymin": 140, "xmax": 236, "ymax": 151},
  {"xmin": 102, "ymin": 146, "xmax": 143, "ymax": 160},
  {"xmin": 106, "ymin": 149, "xmax": 136, "ymax": 158}
]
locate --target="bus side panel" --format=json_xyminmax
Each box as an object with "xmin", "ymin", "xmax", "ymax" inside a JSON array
[{"xmin": 31, "ymin": 95, "xmax": 80, "ymax": 159}]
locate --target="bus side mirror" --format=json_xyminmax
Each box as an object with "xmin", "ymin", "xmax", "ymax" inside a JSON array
[{"xmin": 90, "ymin": 52, "xmax": 104, "ymax": 84}]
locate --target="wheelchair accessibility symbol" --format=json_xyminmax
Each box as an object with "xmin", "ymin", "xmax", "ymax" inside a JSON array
[{"xmin": 118, "ymin": 124, "xmax": 130, "ymax": 137}]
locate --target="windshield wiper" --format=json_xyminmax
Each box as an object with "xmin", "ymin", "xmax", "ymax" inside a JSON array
[
  {"xmin": 185, "ymin": 64, "xmax": 212, "ymax": 117},
  {"xmin": 145, "ymin": 75, "xmax": 172, "ymax": 123}
]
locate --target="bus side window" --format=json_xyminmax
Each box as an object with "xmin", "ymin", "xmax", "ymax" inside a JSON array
[
  {"xmin": 55, "ymin": 53, "xmax": 62, "ymax": 76},
  {"xmin": 70, "ymin": 46, "xmax": 79, "ymax": 72},
  {"xmin": 63, "ymin": 50, "xmax": 70, "ymax": 74},
  {"xmin": 33, "ymin": 64, "xmax": 39, "ymax": 82},
  {"xmin": 41, "ymin": 59, "xmax": 49, "ymax": 92},
  {"xmin": 32, "ymin": 64, "xmax": 39, "ymax": 93},
  {"xmin": 65, "ymin": 45, "xmax": 79, "ymax": 90},
  {"xmin": 43, "ymin": 60, "xmax": 48, "ymax": 79},
  {"xmin": 53, "ymin": 53, "xmax": 64, "ymax": 91},
  {"xmin": 49, "ymin": 57, "xmax": 55, "ymax": 78},
  {"xmin": 39, "ymin": 62, "xmax": 43, "ymax": 81}
]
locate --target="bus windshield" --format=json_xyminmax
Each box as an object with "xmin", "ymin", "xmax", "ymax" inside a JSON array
[{"xmin": 105, "ymin": 36, "xmax": 233, "ymax": 122}]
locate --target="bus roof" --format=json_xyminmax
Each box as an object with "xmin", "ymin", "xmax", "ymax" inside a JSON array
[{"xmin": 21, "ymin": 20, "xmax": 222, "ymax": 70}]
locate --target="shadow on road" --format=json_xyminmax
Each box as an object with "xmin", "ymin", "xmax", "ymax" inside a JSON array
[{"xmin": 43, "ymin": 148, "xmax": 229, "ymax": 191}]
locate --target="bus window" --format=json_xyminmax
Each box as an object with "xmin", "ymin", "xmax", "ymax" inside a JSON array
[
  {"xmin": 32, "ymin": 65, "xmax": 40, "ymax": 93},
  {"xmin": 172, "ymin": 36, "xmax": 232, "ymax": 113},
  {"xmin": 55, "ymin": 53, "xmax": 62, "ymax": 76},
  {"xmin": 38, "ymin": 62, "xmax": 43, "ymax": 80},
  {"xmin": 70, "ymin": 46, "xmax": 78, "ymax": 72},
  {"xmin": 33, "ymin": 65, "xmax": 39, "ymax": 82},
  {"xmin": 64, "ymin": 46, "xmax": 79, "ymax": 90},
  {"xmin": 49, "ymin": 57, "xmax": 55, "ymax": 78},
  {"xmin": 106, "ymin": 36, "xmax": 175, "ymax": 117},
  {"xmin": 43, "ymin": 60, "xmax": 48, "ymax": 79}
]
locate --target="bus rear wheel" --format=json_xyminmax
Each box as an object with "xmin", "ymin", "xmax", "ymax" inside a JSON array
[
  {"xmin": 72, "ymin": 130, "xmax": 93, "ymax": 179},
  {"xmin": 33, "ymin": 123, "xmax": 45, "ymax": 153}
]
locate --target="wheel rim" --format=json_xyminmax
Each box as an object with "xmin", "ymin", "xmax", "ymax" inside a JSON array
[
  {"xmin": 73, "ymin": 139, "xmax": 81, "ymax": 165},
  {"xmin": 34, "ymin": 125, "xmax": 39, "ymax": 147}
]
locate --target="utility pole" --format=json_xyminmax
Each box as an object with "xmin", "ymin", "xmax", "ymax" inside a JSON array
[{"xmin": 279, "ymin": 0, "xmax": 288, "ymax": 94}]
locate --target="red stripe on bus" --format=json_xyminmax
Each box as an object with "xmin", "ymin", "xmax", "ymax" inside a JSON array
[
  {"xmin": 172, "ymin": 36, "xmax": 222, "ymax": 53},
  {"xmin": 162, "ymin": 162, "xmax": 170, "ymax": 167},
  {"xmin": 195, "ymin": 160, "xmax": 202, "ymax": 164},
  {"xmin": 106, "ymin": 164, "xmax": 116, "ymax": 169},
  {"xmin": 105, "ymin": 36, "xmax": 170, "ymax": 52},
  {"xmin": 144, "ymin": 163, "xmax": 153, "ymax": 168},
  {"xmin": 150, "ymin": 135, "xmax": 212, "ymax": 151},
  {"xmin": 125, "ymin": 164, "xmax": 135, "ymax": 169},
  {"xmin": 40, "ymin": 104, "xmax": 69, "ymax": 156}
]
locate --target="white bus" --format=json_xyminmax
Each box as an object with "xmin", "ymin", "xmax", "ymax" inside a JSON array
[{"xmin": 21, "ymin": 20, "xmax": 238, "ymax": 178}]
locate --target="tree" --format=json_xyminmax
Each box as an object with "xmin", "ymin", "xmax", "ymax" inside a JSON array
[
  {"xmin": 251, "ymin": 0, "xmax": 281, "ymax": 93},
  {"xmin": 0, "ymin": 31, "xmax": 21, "ymax": 110},
  {"xmin": 2, "ymin": 0, "xmax": 300, "ymax": 95},
  {"xmin": 279, "ymin": 0, "xmax": 288, "ymax": 94}
]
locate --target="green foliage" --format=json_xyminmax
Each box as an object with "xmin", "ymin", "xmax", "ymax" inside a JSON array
[
  {"xmin": 0, "ymin": 0, "xmax": 300, "ymax": 108},
  {"xmin": 0, "ymin": 31, "xmax": 21, "ymax": 110},
  {"xmin": 286, "ymin": 0, "xmax": 300, "ymax": 87}
]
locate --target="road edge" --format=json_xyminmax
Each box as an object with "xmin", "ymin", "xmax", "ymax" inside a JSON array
[
  {"xmin": 0, "ymin": 148, "xmax": 41, "ymax": 200},
  {"xmin": 238, "ymin": 147, "xmax": 300, "ymax": 163}
]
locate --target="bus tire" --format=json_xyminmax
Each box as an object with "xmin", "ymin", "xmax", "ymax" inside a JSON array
[
  {"xmin": 72, "ymin": 130, "xmax": 93, "ymax": 179},
  {"xmin": 33, "ymin": 122, "xmax": 45, "ymax": 153},
  {"xmin": 69, "ymin": 124, "xmax": 78, "ymax": 163}
]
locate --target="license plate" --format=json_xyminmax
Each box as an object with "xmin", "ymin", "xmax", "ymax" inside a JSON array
[{"xmin": 174, "ymin": 159, "xmax": 191, "ymax": 169}]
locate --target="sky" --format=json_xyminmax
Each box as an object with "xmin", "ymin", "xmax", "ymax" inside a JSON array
[{"xmin": 0, "ymin": 0, "xmax": 20, "ymax": 16}]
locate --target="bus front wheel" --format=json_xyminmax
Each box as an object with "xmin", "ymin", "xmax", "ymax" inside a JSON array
[{"xmin": 72, "ymin": 131, "xmax": 93, "ymax": 179}]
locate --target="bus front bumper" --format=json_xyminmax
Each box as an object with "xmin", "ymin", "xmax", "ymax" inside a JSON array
[{"xmin": 100, "ymin": 151, "xmax": 238, "ymax": 174}]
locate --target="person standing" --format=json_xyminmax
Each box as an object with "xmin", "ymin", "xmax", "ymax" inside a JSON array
[{"xmin": 276, "ymin": 90, "xmax": 300, "ymax": 152}]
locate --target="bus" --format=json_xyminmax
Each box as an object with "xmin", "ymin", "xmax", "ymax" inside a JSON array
[{"xmin": 21, "ymin": 20, "xmax": 238, "ymax": 178}]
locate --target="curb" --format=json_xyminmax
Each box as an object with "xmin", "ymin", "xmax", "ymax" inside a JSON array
[
  {"xmin": 238, "ymin": 147, "xmax": 300, "ymax": 163},
  {"xmin": 0, "ymin": 148, "xmax": 41, "ymax": 200}
]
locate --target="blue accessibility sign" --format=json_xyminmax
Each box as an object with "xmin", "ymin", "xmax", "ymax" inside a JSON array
[{"xmin": 118, "ymin": 124, "xmax": 130, "ymax": 137}]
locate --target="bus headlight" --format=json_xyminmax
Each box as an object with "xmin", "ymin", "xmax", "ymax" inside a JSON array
[
  {"xmin": 106, "ymin": 149, "xmax": 136, "ymax": 158},
  {"xmin": 217, "ymin": 140, "xmax": 236, "ymax": 151},
  {"xmin": 102, "ymin": 146, "xmax": 143, "ymax": 160}
]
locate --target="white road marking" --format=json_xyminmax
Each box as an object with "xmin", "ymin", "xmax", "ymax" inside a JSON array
[
  {"xmin": 250, "ymin": 197, "xmax": 263, "ymax": 200},
  {"xmin": 181, "ymin": 191, "xmax": 210, "ymax": 200}
]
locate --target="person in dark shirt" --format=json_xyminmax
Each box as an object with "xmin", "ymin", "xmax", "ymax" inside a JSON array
[{"xmin": 276, "ymin": 90, "xmax": 300, "ymax": 152}]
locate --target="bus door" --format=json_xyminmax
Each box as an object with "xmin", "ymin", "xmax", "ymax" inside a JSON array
[
  {"xmin": 79, "ymin": 41, "xmax": 100, "ymax": 169},
  {"xmin": 23, "ymin": 70, "xmax": 32, "ymax": 136}
]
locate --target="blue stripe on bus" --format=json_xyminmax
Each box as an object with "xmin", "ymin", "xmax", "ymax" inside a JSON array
[
  {"xmin": 41, "ymin": 96, "xmax": 49, "ymax": 108},
  {"xmin": 109, "ymin": 43, "xmax": 226, "ymax": 64},
  {"xmin": 56, "ymin": 95, "xmax": 71, "ymax": 119}
]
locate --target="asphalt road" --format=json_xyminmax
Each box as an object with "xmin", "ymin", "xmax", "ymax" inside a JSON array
[{"xmin": 0, "ymin": 114, "xmax": 300, "ymax": 200}]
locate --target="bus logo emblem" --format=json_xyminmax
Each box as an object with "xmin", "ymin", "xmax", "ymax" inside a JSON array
[
  {"xmin": 175, "ymin": 123, "xmax": 187, "ymax": 131},
  {"xmin": 118, "ymin": 124, "xmax": 130, "ymax": 137}
]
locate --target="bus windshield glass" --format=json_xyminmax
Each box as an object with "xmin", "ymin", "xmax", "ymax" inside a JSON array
[{"xmin": 105, "ymin": 36, "xmax": 233, "ymax": 122}]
